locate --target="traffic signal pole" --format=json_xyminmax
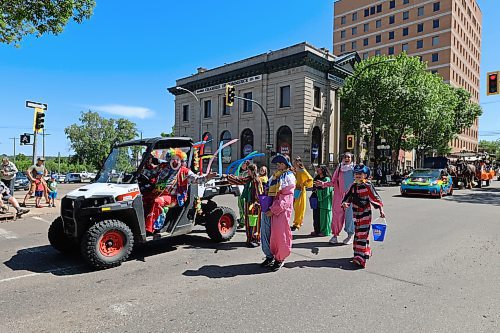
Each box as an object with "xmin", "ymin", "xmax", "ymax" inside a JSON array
[
  {"xmin": 234, "ymin": 96, "xmax": 271, "ymax": 170},
  {"xmin": 32, "ymin": 130, "xmax": 38, "ymax": 164}
]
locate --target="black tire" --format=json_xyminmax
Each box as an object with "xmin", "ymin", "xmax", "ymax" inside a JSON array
[
  {"xmin": 80, "ymin": 219, "xmax": 134, "ymax": 269},
  {"xmin": 205, "ymin": 206, "xmax": 237, "ymax": 242},
  {"xmin": 48, "ymin": 217, "xmax": 78, "ymax": 254}
]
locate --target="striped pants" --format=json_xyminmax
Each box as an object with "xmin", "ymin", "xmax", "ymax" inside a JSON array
[{"xmin": 352, "ymin": 206, "xmax": 372, "ymax": 267}]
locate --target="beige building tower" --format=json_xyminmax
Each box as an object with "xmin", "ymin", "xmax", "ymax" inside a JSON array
[{"xmin": 333, "ymin": 0, "xmax": 482, "ymax": 153}]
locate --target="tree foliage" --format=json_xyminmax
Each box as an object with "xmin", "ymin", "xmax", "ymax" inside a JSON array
[
  {"xmin": 479, "ymin": 140, "xmax": 500, "ymax": 156},
  {"xmin": 161, "ymin": 126, "xmax": 176, "ymax": 137},
  {"xmin": 65, "ymin": 111, "xmax": 137, "ymax": 169},
  {"xmin": 0, "ymin": 0, "xmax": 95, "ymax": 45},
  {"xmin": 340, "ymin": 53, "xmax": 482, "ymax": 167}
]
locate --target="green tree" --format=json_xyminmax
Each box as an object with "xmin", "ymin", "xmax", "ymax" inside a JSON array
[
  {"xmin": 161, "ymin": 125, "xmax": 176, "ymax": 137},
  {"xmin": 0, "ymin": 0, "xmax": 95, "ymax": 45},
  {"xmin": 65, "ymin": 111, "xmax": 137, "ymax": 169},
  {"xmin": 479, "ymin": 140, "xmax": 500, "ymax": 156}
]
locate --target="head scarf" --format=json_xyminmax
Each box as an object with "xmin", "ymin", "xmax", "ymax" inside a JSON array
[{"xmin": 340, "ymin": 152, "xmax": 354, "ymax": 172}]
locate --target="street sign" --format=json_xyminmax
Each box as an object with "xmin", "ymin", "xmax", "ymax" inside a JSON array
[
  {"xmin": 26, "ymin": 100, "xmax": 48, "ymax": 110},
  {"xmin": 20, "ymin": 133, "xmax": 30, "ymax": 145},
  {"xmin": 266, "ymin": 143, "xmax": 273, "ymax": 150}
]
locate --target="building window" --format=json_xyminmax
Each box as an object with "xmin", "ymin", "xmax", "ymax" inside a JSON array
[
  {"xmin": 243, "ymin": 92, "xmax": 253, "ymax": 112},
  {"xmin": 202, "ymin": 132, "xmax": 213, "ymax": 154},
  {"xmin": 182, "ymin": 105, "xmax": 189, "ymax": 122},
  {"xmin": 376, "ymin": 34, "xmax": 381, "ymax": 43},
  {"xmin": 417, "ymin": 39, "xmax": 423, "ymax": 49},
  {"xmin": 433, "ymin": 19, "xmax": 440, "ymax": 28},
  {"xmin": 403, "ymin": 0, "xmax": 409, "ymax": 4},
  {"xmin": 375, "ymin": 50, "xmax": 381, "ymax": 56},
  {"xmin": 221, "ymin": 97, "xmax": 230, "ymax": 115},
  {"xmin": 220, "ymin": 130, "xmax": 232, "ymax": 163},
  {"xmin": 434, "ymin": 2, "xmax": 440, "ymax": 11},
  {"xmin": 390, "ymin": 0, "xmax": 396, "ymax": 9},
  {"xmin": 402, "ymin": 43, "xmax": 409, "ymax": 52},
  {"xmin": 340, "ymin": 44, "xmax": 345, "ymax": 52},
  {"xmin": 241, "ymin": 128, "xmax": 254, "ymax": 157},
  {"xmin": 311, "ymin": 127, "xmax": 322, "ymax": 164},
  {"xmin": 351, "ymin": 27, "xmax": 357, "ymax": 35},
  {"xmin": 363, "ymin": 38, "xmax": 369, "ymax": 46},
  {"xmin": 432, "ymin": 53, "xmax": 439, "ymax": 62},
  {"xmin": 389, "ymin": 15, "xmax": 395, "ymax": 24},
  {"xmin": 403, "ymin": 11, "xmax": 409, "ymax": 20},
  {"xmin": 432, "ymin": 36, "xmax": 440, "ymax": 46},
  {"xmin": 204, "ymin": 100, "xmax": 211, "ymax": 118},
  {"xmin": 363, "ymin": 52, "xmax": 369, "ymax": 60},
  {"xmin": 417, "ymin": 23, "xmax": 424, "ymax": 32},
  {"xmin": 280, "ymin": 85, "xmax": 291, "ymax": 108},
  {"xmin": 341, "ymin": 16, "xmax": 346, "ymax": 24},
  {"xmin": 418, "ymin": 6, "xmax": 424, "ymax": 16},
  {"xmin": 364, "ymin": 23, "xmax": 369, "ymax": 32},
  {"xmin": 341, "ymin": 30, "xmax": 346, "ymax": 39},
  {"xmin": 364, "ymin": 8, "xmax": 369, "ymax": 17},
  {"xmin": 377, "ymin": 4, "xmax": 382, "ymax": 13},
  {"xmin": 403, "ymin": 27, "xmax": 409, "ymax": 36},
  {"xmin": 352, "ymin": 12, "xmax": 358, "ymax": 21},
  {"xmin": 388, "ymin": 46, "xmax": 395, "ymax": 55},
  {"xmin": 351, "ymin": 41, "xmax": 357, "ymax": 50},
  {"xmin": 277, "ymin": 126, "xmax": 292, "ymax": 156},
  {"xmin": 389, "ymin": 31, "xmax": 395, "ymax": 40},
  {"xmin": 370, "ymin": 6, "xmax": 375, "ymax": 15},
  {"xmin": 313, "ymin": 87, "xmax": 321, "ymax": 109},
  {"xmin": 376, "ymin": 19, "xmax": 382, "ymax": 28}
]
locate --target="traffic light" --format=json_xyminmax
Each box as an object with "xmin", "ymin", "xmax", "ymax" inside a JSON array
[
  {"xmin": 20, "ymin": 133, "xmax": 30, "ymax": 145},
  {"xmin": 225, "ymin": 84, "xmax": 235, "ymax": 106},
  {"xmin": 487, "ymin": 71, "xmax": 499, "ymax": 95},
  {"xmin": 33, "ymin": 108, "xmax": 45, "ymax": 132},
  {"xmin": 346, "ymin": 134, "xmax": 355, "ymax": 150}
]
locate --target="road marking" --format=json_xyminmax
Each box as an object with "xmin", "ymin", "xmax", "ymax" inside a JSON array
[
  {"xmin": 0, "ymin": 264, "xmax": 85, "ymax": 284},
  {"xmin": 32, "ymin": 216, "xmax": 51, "ymax": 224},
  {"xmin": 0, "ymin": 228, "xmax": 18, "ymax": 239}
]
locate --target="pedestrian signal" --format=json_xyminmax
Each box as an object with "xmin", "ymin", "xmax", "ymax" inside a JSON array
[
  {"xmin": 346, "ymin": 135, "xmax": 355, "ymax": 150},
  {"xmin": 225, "ymin": 85, "xmax": 235, "ymax": 106},
  {"xmin": 487, "ymin": 71, "xmax": 499, "ymax": 95},
  {"xmin": 20, "ymin": 134, "xmax": 30, "ymax": 145}
]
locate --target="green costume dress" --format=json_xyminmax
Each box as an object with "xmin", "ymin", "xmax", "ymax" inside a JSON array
[{"xmin": 316, "ymin": 176, "xmax": 333, "ymax": 236}]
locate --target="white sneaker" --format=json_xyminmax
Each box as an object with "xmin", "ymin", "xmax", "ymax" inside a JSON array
[
  {"xmin": 329, "ymin": 236, "xmax": 338, "ymax": 244},
  {"xmin": 343, "ymin": 234, "xmax": 354, "ymax": 245}
]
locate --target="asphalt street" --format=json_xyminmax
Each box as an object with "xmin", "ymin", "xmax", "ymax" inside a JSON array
[{"xmin": 0, "ymin": 182, "xmax": 499, "ymax": 332}]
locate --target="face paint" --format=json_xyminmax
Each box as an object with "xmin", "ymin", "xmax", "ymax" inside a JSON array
[{"xmin": 170, "ymin": 156, "xmax": 181, "ymax": 170}]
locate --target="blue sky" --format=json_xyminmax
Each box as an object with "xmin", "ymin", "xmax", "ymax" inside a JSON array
[{"xmin": 0, "ymin": 0, "xmax": 498, "ymax": 157}]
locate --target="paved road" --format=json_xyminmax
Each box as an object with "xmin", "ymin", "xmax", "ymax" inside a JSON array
[{"xmin": 0, "ymin": 182, "xmax": 499, "ymax": 332}]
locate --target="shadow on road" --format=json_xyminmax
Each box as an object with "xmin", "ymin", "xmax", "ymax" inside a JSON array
[
  {"xmin": 445, "ymin": 190, "xmax": 500, "ymax": 206},
  {"xmin": 285, "ymin": 257, "xmax": 362, "ymax": 271},
  {"xmin": 183, "ymin": 262, "xmax": 272, "ymax": 278}
]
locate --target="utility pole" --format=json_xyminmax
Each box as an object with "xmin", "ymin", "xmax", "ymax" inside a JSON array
[
  {"xmin": 41, "ymin": 129, "xmax": 51, "ymax": 159},
  {"xmin": 25, "ymin": 100, "xmax": 48, "ymax": 164},
  {"xmin": 58, "ymin": 152, "xmax": 61, "ymax": 174},
  {"xmin": 9, "ymin": 137, "xmax": 16, "ymax": 162}
]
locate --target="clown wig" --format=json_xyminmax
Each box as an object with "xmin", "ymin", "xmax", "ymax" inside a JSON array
[{"xmin": 167, "ymin": 148, "xmax": 187, "ymax": 161}]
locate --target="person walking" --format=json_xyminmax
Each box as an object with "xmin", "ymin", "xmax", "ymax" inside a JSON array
[
  {"xmin": 342, "ymin": 164, "xmax": 385, "ymax": 268},
  {"xmin": 315, "ymin": 165, "xmax": 333, "ymax": 237},
  {"xmin": 227, "ymin": 164, "xmax": 263, "ymax": 247},
  {"xmin": 47, "ymin": 174, "xmax": 58, "ymax": 207},
  {"xmin": 21, "ymin": 157, "xmax": 48, "ymax": 207},
  {"xmin": 1, "ymin": 156, "xmax": 18, "ymax": 196},
  {"xmin": 265, "ymin": 154, "xmax": 296, "ymax": 271},
  {"xmin": 291, "ymin": 156, "xmax": 313, "ymax": 231},
  {"xmin": 315, "ymin": 152, "xmax": 355, "ymax": 245}
]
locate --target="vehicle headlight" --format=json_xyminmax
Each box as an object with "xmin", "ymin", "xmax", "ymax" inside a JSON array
[
  {"xmin": 431, "ymin": 180, "xmax": 438, "ymax": 185},
  {"xmin": 402, "ymin": 180, "xmax": 408, "ymax": 185}
]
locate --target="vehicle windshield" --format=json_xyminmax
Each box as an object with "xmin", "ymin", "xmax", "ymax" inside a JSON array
[
  {"xmin": 95, "ymin": 144, "xmax": 147, "ymax": 184},
  {"xmin": 409, "ymin": 169, "xmax": 441, "ymax": 178}
]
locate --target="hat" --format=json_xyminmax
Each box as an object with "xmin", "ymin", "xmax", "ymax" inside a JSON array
[
  {"xmin": 37, "ymin": 157, "xmax": 45, "ymax": 161},
  {"xmin": 37, "ymin": 171, "xmax": 43, "ymax": 175},
  {"xmin": 50, "ymin": 174, "xmax": 56, "ymax": 179},
  {"xmin": 353, "ymin": 164, "xmax": 371, "ymax": 177},
  {"xmin": 271, "ymin": 154, "xmax": 292, "ymax": 167}
]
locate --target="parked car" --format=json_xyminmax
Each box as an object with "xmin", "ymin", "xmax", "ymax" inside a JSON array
[
  {"xmin": 55, "ymin": 174, "xmax": 66, "ymax": 183},
  {"xmin": 400, "ymin": 169, "xmax": 453, "ymax": 198},
  {"xmin": 14, "ymin": 172, "xmax": 30, "ymax": 191},
  {"xmin": 64, "ymin": 173, "xmax": 82, "ymax": 183}
]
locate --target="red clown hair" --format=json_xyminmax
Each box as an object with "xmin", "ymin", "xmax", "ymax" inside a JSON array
[{"xmin": 168, "ymin": 148, "xmax": 187, "ymax": 161}]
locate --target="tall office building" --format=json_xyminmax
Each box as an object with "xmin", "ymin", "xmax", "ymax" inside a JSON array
[{"xmin": 333, "ymin": 0, "xmax": 482, "ymax": 153}]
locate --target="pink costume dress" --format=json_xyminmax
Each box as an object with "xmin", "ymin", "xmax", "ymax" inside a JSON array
[{"xmin": 268, "ymin": 171, "xmax": 296, "ymax": 262}]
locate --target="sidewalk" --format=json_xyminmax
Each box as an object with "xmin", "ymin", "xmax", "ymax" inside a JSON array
[{"xmin": 13, "ymin": 191, "xmax": 60, "ymax": 217}]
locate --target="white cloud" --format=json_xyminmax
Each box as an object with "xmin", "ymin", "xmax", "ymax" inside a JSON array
[{"xmin": 89, "ymin": 104, "xmax": 154, "ymax": 119}]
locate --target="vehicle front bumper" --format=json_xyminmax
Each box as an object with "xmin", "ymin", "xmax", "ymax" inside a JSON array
[{"xmin": 400, "ymin": 184, "xmax": 442, "ymax": 196}]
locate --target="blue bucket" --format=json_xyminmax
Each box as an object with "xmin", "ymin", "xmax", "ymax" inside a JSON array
[{"xmin": 372, "ymin": 218, "xmax": 387, "ymax": 242}]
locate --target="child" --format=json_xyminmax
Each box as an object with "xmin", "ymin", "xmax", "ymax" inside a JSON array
[
  {"xmin": 259, "ymin": 166, "xmax": 268, "ymax": 185},
  {"xmin": 47, "ymin": 174, "xmax": 58, "ymax": 207},
  {"xmin": 341, "ymin": 164, "xmax": 385, "ymax": 268},
  {"xmin": 34, "ymin": 172, "xmax": 45, "ymax": 208}
]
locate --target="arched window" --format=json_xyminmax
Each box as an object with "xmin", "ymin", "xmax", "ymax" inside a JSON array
[
  {"xmin": 311, "ymin": 126, "xmax": 322, "ymax": 164},
  {"xmin": 202, "ymin": 132, "xmax": 213, "ymax": 154},
  {"xmin": 220, "ymin": 130, "xmax": 232, "ymax": 163},
  {"xmin": 276, "ymin": 126, "xmax": 292, "ymax": 157},
  {"xmin": 241, "ymin": 128, "xmax": 254, "ymax": 157}
]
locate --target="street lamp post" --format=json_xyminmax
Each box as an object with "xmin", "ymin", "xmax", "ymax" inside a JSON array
[{"xmin": 175, "ymin": 86, "xmax": 202, "ymax": 141}]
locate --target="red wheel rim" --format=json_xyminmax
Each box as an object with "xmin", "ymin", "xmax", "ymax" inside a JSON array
[
  {"xmin": 99, "ymin": 230, "xmax": 125, "ymax": 257},
  {"xmin": 218, "ymin": 214, "xmax": 234, "ymax": 235}
]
